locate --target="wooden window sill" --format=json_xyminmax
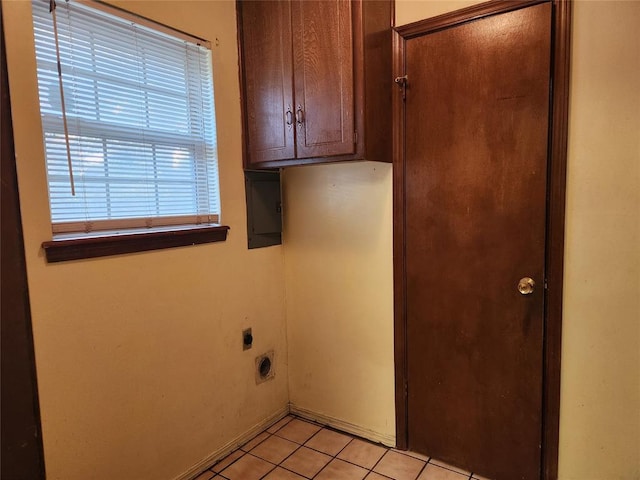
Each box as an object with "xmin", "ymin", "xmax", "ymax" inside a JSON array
[{"xmin": 42, "ymin": 224, "xmax": 229, "ymax": 263}]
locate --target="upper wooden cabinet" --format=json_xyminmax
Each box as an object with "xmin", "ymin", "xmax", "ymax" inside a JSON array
[{"xmin": 237, "ymin": 0, "xmax": 392, "ymax": 169}]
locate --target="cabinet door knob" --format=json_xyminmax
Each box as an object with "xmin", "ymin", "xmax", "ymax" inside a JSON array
[
  {"xmin": 296, "ymin": 105, "xmax": 304, "ymax": 126},
  {"xmin": 285, "ymin": 107, "xmax": 293, "ymax": 126}
]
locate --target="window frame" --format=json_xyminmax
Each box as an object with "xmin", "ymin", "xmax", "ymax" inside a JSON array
[
  {"xmin": 42, "ymin": 224, "xmax": 229, "ymax": 262},
  {"xmin": 32, "ymin": 0, "xmax": 228, "ymax": 262}
]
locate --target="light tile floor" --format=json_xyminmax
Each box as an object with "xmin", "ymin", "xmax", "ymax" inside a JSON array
[{"xmin": 193, "ymin": 416, "xmax": 492, "ymax": 480}]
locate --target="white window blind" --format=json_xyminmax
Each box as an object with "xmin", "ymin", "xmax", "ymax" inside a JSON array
[{"xmin": 32, "ymin": 0, "xmax": 220, "ymax": 235}]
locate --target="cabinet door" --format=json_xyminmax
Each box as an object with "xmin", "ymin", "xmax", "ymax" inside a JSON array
[
  {"xmin": 292, "ymin": 0, "xmax": 355, "ymax": 158},
  {"xmin": 240, "ymin": 1, "xmax": 295, "ymax": 165}
]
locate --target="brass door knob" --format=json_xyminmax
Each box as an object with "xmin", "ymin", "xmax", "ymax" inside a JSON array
[{"xmin": 518, "ymin": 277, "xmax": 535, "ymax": 295}]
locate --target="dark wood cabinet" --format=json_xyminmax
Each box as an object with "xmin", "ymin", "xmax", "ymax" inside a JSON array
[
  {"xmin": 240, "ymin": 0, "xmax": 295, "ymax": 163},
  {"xmin": 237, "ymin": 0, "xmax": 392, "ymax": 169}
]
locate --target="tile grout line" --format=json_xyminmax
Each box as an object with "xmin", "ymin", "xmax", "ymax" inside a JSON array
[
  {"xmin": 218, "ymin": 415, "xmax": 298, "ymax": 479},
  {"xmin": 277, "ymin": 463, "xmax": 314, "ymax": 480},
  {"xmin": 267, "ymin": 415, "xmax": 295, "ymax": 435},
  {"xmin": 265, "ymin": 421, "xmax": 341, "ymax": 479},
  {"xmin": 285, "ymin": 438, "xmax": 331, "ymax": 479},
  {"xmin": 305, "ymin": 427, "xmax": 358, "ymax": 480},
  {"xmin": 337, "ymin": 445, "xmax": 389, "ymax": 474},
  {"xmin": 332, "ymin": 435, "xmax": 355, "ymax": 458},
  {"xmin": 369, "ymin": 446, "xmax": 391, "ymax": 474},
  {"xmin": 374, "ymin": 449, "xmax": 431, "ymax": 480},
  {"xmin": 412, "ymin": 456, "xmax": 430, "ymax": 480},
  {"xmin": 307, "ymin": 452, "xmax": 332, "ymax": 480},
  {"xmin": 375, "ymin": 473, "xmax": 396, "ymax": 480},
  {"xmin": 209, "ymin": 451, "xmax": 244, "ymax": 476},
  {"xmin": 293, "ymin": 414, "xmax": 391, "ymax": 451},
  {"xmin": 267, "ymin": 439, "xmax": 306, "ymax": 478},
  {"xmin": 429, "ymin": 460, "xmax": 474, "ymax": 478},
  {"xmin": 241, "ymin": 432, "xmax": 272, "ymax": 453},
  {"xmin": 245, "ymin": 451, "xmax": 277, "ymax": 480},
  {"xmin": 208, "ymin": 416, "xmax": 293, "ymax": 475},
  {"xmin": 300, "ymin": 427, "xmax": 391, "ymax": 477}
]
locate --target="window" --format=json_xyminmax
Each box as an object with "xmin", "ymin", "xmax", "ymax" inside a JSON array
[{"xmin": 32, "ymin": 0, "xmax": 220, "ymax": 238}]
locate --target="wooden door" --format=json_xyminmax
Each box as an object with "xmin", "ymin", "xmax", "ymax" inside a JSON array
[
  {"xmin": 402, "ymin": 4, "xmax": 551, "ymax": 480},
  {"xmin": 1, "ymin": 8, "xmax": 46, "ymax": 478},
  {"xmin": 292, "ymin": 0, "xmax": 355, "ymax": 158},
  {"xmin": 239, "ymin": 0, "xmax": 295, "ymax": 165}
]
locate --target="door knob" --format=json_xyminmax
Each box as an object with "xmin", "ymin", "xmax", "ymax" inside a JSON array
[{"xmin": 518, "ymin": 277, "xmax": 535, "ymax": 295}]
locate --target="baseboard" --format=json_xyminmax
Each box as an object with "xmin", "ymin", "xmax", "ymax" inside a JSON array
[
  {"xmin": 289, "ymin": 403, "xmax": 396, "ymax": 448},
  {"xmin": 174, "ymin": 405, "xmax": 289, "ymax": 480}
]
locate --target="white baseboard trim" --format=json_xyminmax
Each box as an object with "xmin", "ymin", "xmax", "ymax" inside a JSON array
[
  {"xmin": 174, "ymin": 405, "xmax": 289, "ymax": 480},
  {"xmin": 289, "ymin": 404, "xmax": 396, "ymax": 448}
]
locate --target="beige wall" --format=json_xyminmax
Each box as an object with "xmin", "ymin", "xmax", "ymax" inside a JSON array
[
  {"xmin": 283, "ymin": 162, "xmax": 395, "ymax": 443},
  {"xmin": 3, "ymin": 2, "xmax": 288, "ymax": 479},
  {"xmin": 284, "ymin": 1, "xmax": 640, "ymax": 479},
  {"xmin": 559, "ymin": 1, "xmax": 640, "ymax": 479}
]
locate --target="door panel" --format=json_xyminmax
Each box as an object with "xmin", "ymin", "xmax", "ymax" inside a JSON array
[
  {"xmin": 404, "ymin": 4, "xmax": 551, "ymax": 480},
  {"xmin": 293, "ymin": 0, "xmax": 355, "ymax": 158},
  {"xmin": 240, "ymin": 0, "xmax": 295, "ymax": 165}
]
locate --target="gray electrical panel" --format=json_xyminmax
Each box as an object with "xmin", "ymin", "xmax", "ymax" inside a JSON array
[{"xmin": 245, "ymin": 170, "xmax": 282, "ymax": 249}]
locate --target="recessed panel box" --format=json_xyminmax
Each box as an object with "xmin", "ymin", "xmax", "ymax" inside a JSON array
[{"xmin": 245, "ymin": 170, "xmax": 282, "ymax": 249}]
